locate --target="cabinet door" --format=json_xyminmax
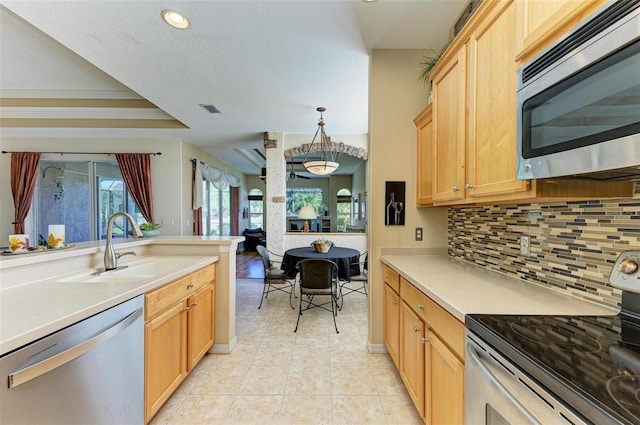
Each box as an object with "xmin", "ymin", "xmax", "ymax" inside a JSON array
[
  {"xmin": 187, "ymin": 284, "xmax": 215, "ymax": 371},
  {"xmin": 432, "ymin": 45, "xmax": 467, "ymax": 203},
  {"xmin": 467, "ymin": 1, "xmax": 528, "ymax": 199},
  {"xmin": 399, "ymin": 302, "xmax": 425, "ymax": 418},
  {"xmin": 415, "ymin": 105, "xmax": 433, "ymax": 206},
  {"xmin": 425, "ymin": 331, "xmax": 465, "ymax": 425},
  {"xmin": 383, "ymin": 283, "xmax": 401, "ymax": 367},
  {"xmin": 145, "ymin": 301, "xmax": 187, "ymax": 423}
]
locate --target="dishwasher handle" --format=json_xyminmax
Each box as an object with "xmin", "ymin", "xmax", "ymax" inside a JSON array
[
  {"xmin": 8, "ymin": 307, "xmax": 143, "ymax": 389},
  {"xmin": 466, "ymin": 341, "xmax": 542, "ymax": 425}
]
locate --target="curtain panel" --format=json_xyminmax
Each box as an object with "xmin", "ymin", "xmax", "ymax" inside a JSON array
[
  {"xmin": 231, "ymin": 186, "xmax": 239, "ymax": 235},
  {"xmin": 10, "ymin": 152, "xmax": 41, "ymax": 234},
  {"xmin": 115, "ymin": 153, "xmax": 154, "ymax": 223}
]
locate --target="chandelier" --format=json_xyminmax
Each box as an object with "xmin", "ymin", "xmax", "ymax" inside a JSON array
[{"xmin": 302, "ymin": 107, "xmax": 339, "ymax": 175}]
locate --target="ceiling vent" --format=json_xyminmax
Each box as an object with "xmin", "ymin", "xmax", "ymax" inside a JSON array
[{"xmin": 200, "ymin": 104, "xmax": 221, "ymax": 114}]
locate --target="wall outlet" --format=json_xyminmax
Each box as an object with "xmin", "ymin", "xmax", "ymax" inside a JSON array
[
  {"xmin": 415, "ymin": 227, "xmax": 423, "ymax": 241},
  {"xmin": 520, "ymin": 235, "xmax": 530, "ymax": 256}
]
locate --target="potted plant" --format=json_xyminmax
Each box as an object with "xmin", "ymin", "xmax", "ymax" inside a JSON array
[
  {"xmin": 418, "ymin": 47, "xmax": 446, "ymax": 103},
  {"xmin": 139, "ymin": 222, "xmax": 161, "ymax": 237}
]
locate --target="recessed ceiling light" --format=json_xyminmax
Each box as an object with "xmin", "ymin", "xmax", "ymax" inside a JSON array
[
  {"xmin": 161, "ymin": 9, "xmax": 189, "ymax": 29},
  {"xmin": 361, "ymin": 0, "xmax": 378, "ymax": 3}
]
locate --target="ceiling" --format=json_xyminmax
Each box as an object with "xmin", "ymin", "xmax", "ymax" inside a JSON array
[{"xmin": 0, "ymin": 0, "xmax": 467, "ymax": 176}]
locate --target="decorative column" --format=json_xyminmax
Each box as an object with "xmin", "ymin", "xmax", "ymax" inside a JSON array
[{"xmin": 263, "ymin": 132, "xmax": 286, "ymax": 254}]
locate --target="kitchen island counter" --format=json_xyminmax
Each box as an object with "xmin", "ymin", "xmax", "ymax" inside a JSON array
[{"xmin": 380, "ymin": 254, "xmax": 617, "ymax": 322}]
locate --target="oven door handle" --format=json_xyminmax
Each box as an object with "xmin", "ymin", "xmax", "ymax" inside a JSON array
[{"xmin": 466, "ymin": 341, "xmax": 542, "ymax": 425}]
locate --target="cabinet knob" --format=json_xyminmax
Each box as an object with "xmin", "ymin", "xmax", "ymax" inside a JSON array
[
  {"xmin": 417, "ymin": 304, "xmax": 424, "ymax": 310},
  {"xmin": 413, "ymin": 326, "xmax": 420, "ymax": 333},
  {"xmin": 192, "ymin": 301, "xmax": 199, "ymax": 307},
  {"xmin": 453, "ymin": 186, "xmax": 460, "ymax": 192},
  {"xmin": 183, "ymin": 306, "xmax": 190, "ymax": 312},
  {"xmin": 392, "ymin": 300, "xmax": 398, "ymax": 306},
  {"xmin": 421, "ymin": 337, "xmax": 429, "ymax": 344},
  {"xmin": 464, "ymin": 183, "xmax": 473, "ymax": 189},
  {"xmin": 187, "ymin": 282, "xmax": 195, "ymax": 289}
]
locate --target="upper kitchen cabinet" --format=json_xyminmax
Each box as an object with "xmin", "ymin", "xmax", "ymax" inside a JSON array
[
  {"xmin": 431, "ymin": 46, "xmax": 467, "ymax": 203},
  {"xmin": 515, "ymin": 0, "xmax": 608, "ymax": 65},
  {"xmin": 414, "ymin": 105, "xmax": 434, "ymax": 206}
]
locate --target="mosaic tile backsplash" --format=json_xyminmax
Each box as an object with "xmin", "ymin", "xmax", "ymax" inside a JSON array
[{"xmin": 448, "ymin": 199, "xmax": 640, "ymax": 309}]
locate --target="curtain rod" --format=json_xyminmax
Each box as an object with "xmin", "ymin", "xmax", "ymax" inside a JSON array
[{"xmin": 2, "ymin": 150, "xmax": 162, "ymax": 156}]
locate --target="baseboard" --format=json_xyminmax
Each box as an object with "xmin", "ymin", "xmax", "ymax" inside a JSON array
[
  {"xmin": 210, "ymin": 336, "xmax": 238, "ymax": 354},
  {"xmin": 367, "ymin": 341, "xmax": 388, "ymax": 354}
]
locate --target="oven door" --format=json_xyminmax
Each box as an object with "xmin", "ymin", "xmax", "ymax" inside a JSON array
[{"xmin": 465, "ymin": 331, "xmax": 587, "ymax": 425}]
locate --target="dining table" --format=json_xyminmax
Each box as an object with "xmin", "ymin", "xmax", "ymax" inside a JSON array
[{"xmin": 281, "ymin": 246, "xmax": 361, "ymax": 281}]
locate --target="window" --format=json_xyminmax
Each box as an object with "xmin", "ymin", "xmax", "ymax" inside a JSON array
[
  {"xmin": 336, "ymin": 188, "xmax": 352, "ymax": 232},
  {"xmin": 286, "ymin": 187, "xmax": 323, "ymax": 216},
  {"xmin": 34, "ymin": 161, "xmax": 140, "ymax": 243},
  {"xmin": 248, "ymin": 188, "xmax": 264, "ymax": 229},
  {"xmin": 202, "ymin": 181, "xmax": 231, "ymax": 236}
]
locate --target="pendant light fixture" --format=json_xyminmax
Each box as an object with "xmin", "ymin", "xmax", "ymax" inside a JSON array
[{"xmin": 302, "ymin": 107, "xmax": 339, "ymax": 175}]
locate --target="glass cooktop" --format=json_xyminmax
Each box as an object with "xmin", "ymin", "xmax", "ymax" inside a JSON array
[{"xmin": 466, "ymin": 311, "xmax": 640, "ymax": 425}]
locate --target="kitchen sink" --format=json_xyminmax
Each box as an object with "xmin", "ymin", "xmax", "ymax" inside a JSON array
[{"xmin": 57, "ymin": 256, "xmax": 206, "ymax": 284}]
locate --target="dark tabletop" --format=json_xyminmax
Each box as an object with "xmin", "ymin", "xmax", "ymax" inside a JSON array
[{"xmin": 281, "ymin": 246, "xmax": 360, "ymax": 280}]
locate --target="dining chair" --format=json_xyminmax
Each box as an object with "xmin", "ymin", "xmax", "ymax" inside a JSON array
[
  {"xmin": 294, "ymin": 259, "xmax": 340, "ymax": 333},
  {"xmin": 256, "ymin": 245, "xmax": 295, "ymax": 309},
  {"xmin": 338, "ymin": 251, "xmax": 368, "ymax": 310}
]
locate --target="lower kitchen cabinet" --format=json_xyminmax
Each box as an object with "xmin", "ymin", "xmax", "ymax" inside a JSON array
[
  {"xmin": 400, "ymin": 301, "xmax": 426, "ymax": 418},
  {"xmin": 383, "ymin": 263, "xmax": 465, "ymax": 424},
  {"xmin": 144, "ymin": 263, "xmax": 216, "ymax": 423},
  {"xmin": 383, "ymin": 264, "xmax": 401, "ymax": 367}
]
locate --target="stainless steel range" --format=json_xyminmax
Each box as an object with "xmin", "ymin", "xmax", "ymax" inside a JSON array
[{"xmin": 466, "ymin": 250, "xmax": 640, "ymax": 424}]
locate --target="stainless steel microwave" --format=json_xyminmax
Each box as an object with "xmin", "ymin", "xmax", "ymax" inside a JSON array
[{"xmin": 516, "ymin": 0, "xmax": 640, "ymax": 181}]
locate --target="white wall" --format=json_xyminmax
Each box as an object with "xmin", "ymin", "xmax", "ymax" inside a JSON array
[{"xmin": 368, "ymin": 50, "xmax": 448, "ymax": 348}]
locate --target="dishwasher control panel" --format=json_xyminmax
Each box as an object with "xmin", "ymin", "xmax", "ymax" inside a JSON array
[{"xmin": 610, "ymin": 250, "xmax": 640, "ymax": 293}]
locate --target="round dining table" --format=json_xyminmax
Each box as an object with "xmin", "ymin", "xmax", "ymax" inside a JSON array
[{"xmin": 281, "ymin": 246, "xmax": 360, "ymax": 281}]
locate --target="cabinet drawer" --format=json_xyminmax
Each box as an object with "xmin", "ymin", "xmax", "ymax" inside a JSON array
[
  {"xmin": 382, "ymin": 264, "xmax": 400, "ymax": 293},
  {"xmin": 400, "ymin": 278, "xmax": 465, "ymax": 360},
  {"xmin": 146, "ymin": 263, "xmax": 216, "ymax": 319}
]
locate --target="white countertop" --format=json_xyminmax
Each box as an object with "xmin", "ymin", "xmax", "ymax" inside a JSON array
[
  {"xmin": 380, "ymin": 254, "xmax": 618, "ymax": 323},
  {"xmin": 0, "ymin": 253, "xmax": 218, "ymax": 356}
]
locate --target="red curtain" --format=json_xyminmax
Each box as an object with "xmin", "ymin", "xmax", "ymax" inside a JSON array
[
  {"xmin": 193, "ymin": 208, "xmax": 203, "ymax": 236},
  {"xmin": 115, "ymin": 153, "xmax": 154, "ymax": 223},
  {"xmin": 231, "ymin": 186, "xmax": 239, "ymax": 235},
  {"xmin": 10, "ymin": 152, "xmax": 41, "ymax": 234}
]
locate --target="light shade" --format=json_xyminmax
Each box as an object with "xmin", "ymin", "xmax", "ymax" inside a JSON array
[
  {"xmin": 298, "ymin": 205, "xmax": 317, "ymax": 219},
  {"xmin": 302, "ymin": 107, "xmax": 339, "ymax": 176},
  {"xmin": 303, "ymin": 160, "xmax": 339, "ymax": 175}
]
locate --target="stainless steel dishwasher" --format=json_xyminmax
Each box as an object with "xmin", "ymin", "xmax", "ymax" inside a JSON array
[{"xmin": 0, "ymin": 295, "xmax": 144, "ymax": 424}]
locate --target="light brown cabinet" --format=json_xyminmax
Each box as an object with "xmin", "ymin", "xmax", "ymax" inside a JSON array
[
  {"xmin": 421, "ymin": 0, "xmax": 631, "ymax": 206},
  {"xmin": 414, "ymin": 105, "xmax": 434, "ymax": 206},
  {"xmin": 144, "ymin": 263, "xmax": 216, "ymax": 424},
  {"xmin": 515, "ymin": 0, "xmax": 608, "ymax": 65},
  {"xmin": 383, "ymin": 264, "xmax": 401, "ymax": 367},
  {"xmin": 382, "ymin": 263, "xmax": 466, "ymax": 424}
]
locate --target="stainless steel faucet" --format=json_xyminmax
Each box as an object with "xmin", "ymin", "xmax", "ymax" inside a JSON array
[{"xmin": 104, "ymin": 212, "xmax": 143, "ymax": 271}]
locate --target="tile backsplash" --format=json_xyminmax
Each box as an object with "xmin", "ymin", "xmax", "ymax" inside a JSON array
[{"xmin": 448, "ymin": 199, "xmax": 640, "ymax": 309}]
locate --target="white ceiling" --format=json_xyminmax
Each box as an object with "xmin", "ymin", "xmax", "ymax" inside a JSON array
[{"xmin": 0, "ymin": 0, "xmax": 467, "ymax": 175}]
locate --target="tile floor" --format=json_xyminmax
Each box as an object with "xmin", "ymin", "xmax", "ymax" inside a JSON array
[{"xmin": 150, "ymin": 278, "xmax": 422, "ymax": 425}]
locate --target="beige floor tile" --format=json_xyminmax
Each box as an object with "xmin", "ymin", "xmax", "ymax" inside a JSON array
[
  {"xmin": 222, "ymin": 395, "xmax": 283, "ymax": 425},
  {"xmin": 169, "ymin": 394, "xmax": 234, "ymax": 425},
  {"xmin": 330, "ymin": 344, "xmax": 371, "ymax": 368},
  {"xmin": 149, "ymin": 394, "xmax": 185, "ymax": 425},
  {"xmin": 239, "ymin": 364, "xmax": 290, "ymax": 395},
  {"xmin": 278, "ymin": 395, "xmax": 333, "ymax": 425},
  {"xmin": 330, "ymin": 366, "xmax": 378, "ymax": 395},
  {"xmin": 372, "ymin": 367, "xmax": 407, "ymax": 396},
  {"xmin": 252, "ymin": 341, "xmax": 295, "ymax": 366},
  {"xmin": 190, "ymin": 363, "xmax": 249, "ymax": 395},
  {"xmin": 285, "ymin": 364, "xmax": 332, "ymax": 395},
  {"xmin": 331, "ymin": 395, "xmax": 388, "ymax": 425},
  {"xmin": 380, "ymin": 395, "xmax": 423, "ymax": 425},
  {"xmin": 213, "ymin": 343, "xmax": 258, "ymax": 366},
  {"xmin": 292, "ymin": 342, "xmax": 331, "ymax": 366}
]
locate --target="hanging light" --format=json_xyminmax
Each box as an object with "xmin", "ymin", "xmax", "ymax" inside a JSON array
[{"xmin": 302, "ymin": 107, "xmax": 339, "ymax": 175}]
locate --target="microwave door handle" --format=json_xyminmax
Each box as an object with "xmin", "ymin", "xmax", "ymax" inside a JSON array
[
  {"xmin": 8, "ymin": 307, "xmax": 143, "ymax": 388},
  {"xmin": 466, "ymin": 341, "xmax": 542, "ymax": 425}
]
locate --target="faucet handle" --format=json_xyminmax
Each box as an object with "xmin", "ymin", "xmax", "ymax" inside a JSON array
[{"xmin": 115, "ymin": 251, "xmax": 136, "ymax": 259}]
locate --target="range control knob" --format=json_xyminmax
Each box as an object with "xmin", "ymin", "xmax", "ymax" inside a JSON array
[{"xmin": 620, "ymin": 259, "xmax": 639, "ymax": 275}]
